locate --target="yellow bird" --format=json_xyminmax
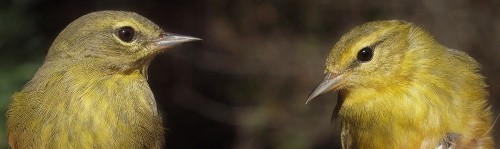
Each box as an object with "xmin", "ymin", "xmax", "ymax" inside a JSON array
[
  {"xmin": 7, "ymin": 11, "xmax": 200, "ymax": 148},
  {"xmin": 307, "ymin": 20, "xmax": 493, "ymax": 148}
]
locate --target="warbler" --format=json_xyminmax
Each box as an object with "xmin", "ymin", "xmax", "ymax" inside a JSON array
[
  {"xmin": 6, "ymin": 11, "xmax": 200, "ymax": 148},
  {"xmin": 307, "ymin": 20, "xmax": 493, "ymax": 148}
]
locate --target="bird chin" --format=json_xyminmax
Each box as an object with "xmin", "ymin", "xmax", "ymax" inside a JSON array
[
  {"xmin": 139, "ymin": 57, "xmax": 156, "ymax": 80},
  {"xmin": 136, "ymin": 46, "xmax": 174, "ymax": 80},
  {"xmin": 331, "ymin": 90, "xmax": 347, "ymax": 122}
]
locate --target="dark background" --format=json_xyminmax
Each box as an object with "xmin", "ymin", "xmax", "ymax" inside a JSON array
[{"xmin": 0, "ymin": 0, "xmax": 499, "ymax": 148}]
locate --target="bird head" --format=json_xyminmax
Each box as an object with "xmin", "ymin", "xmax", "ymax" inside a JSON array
[
  {"xmin": 307, "ymin": 20, "xmax": 416, "ymax": 104},
  {"xmin": 46, "ymin": 11, "xmax": 200, "ymax": 75}
]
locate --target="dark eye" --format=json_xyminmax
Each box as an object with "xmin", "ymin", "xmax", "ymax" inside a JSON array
[
  {"xmin": 357, "ymin": 47, "xmax": 374, "ymax": 62},
  {"xmin": 117, "ymin": 26, "xmax": 135, "ymax": 42}
]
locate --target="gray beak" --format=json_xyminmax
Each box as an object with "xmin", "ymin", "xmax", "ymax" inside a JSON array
[
  {"xmin": 306, "ymin": 72, "xmax": 345, "ymax": 104},
  {"xmin": 152, "ymin": 33, "xmax": 201, "ymax": 50}
]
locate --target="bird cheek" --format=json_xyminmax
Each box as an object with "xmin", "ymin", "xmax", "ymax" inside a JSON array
[
  {"xmin": 343, "ymin": 74, "xmax": 371, "ymax": 89},
  {"xmin": 130, "ymin": 45, "xmax": 152, "ymax": 59},
  {"xmin": 126, "ymin": 44, "xmax": 144, "ymax": 53}
]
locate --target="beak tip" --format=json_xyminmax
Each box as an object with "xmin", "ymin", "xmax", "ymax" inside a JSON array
[
  {"xmin": 153, "ymin": 34, "xmax": 202, "ymax": 49},
  {"xmin": 305, "ymin": 72, "xmax": 343, "ymax": 104},
  {"xmin": 305, "ymin": 93, "xmax": 319, "ymax": 104},
  {"xmin": 187, "ymin": 37, "xmax": 203, "ymax": 41},
  {"xmin": 305, "ymin": 99, "xmax": 311, "ymax": 105}
]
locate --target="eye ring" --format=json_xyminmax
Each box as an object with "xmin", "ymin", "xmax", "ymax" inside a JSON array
[
  {"xmin": 117, "ymin": 26, "xmax": 135, "ymax": 42},
  {"xmin": 357, "ymin": 47, "xmax": 374, "ymax": 62}
]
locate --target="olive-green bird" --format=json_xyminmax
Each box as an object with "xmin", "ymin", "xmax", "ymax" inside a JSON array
[
  {"xmin": 307, "ymin": 20, "xmax": 493, "ymax": 148},
  {"xmin": 7, "ymin": 11, "xmax": 200, "ymax": 148}
]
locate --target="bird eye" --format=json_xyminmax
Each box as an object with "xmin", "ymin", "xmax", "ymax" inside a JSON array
[
  {"xmin": 117, "ymin": 26, "xmax": 135, "ymax": 42},
  {"xmin": 357, "ymin": 47, "xmax": 374, "ymax": 62}
]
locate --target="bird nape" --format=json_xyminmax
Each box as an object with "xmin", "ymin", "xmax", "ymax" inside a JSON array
[
  {"xmin": 307, "ymin": 20, "xmax": 493, "ymax": 149},
  {"xmin": 6, "ymin": 11, "xmax": 200, "ymax": 148}
]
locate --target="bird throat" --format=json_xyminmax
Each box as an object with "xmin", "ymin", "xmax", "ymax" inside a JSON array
[
  {"xmin": 331, "ymin": 91, "xmax": 346, "ymax": 122},
  {"xmin": 139, "ymin": 57, "xmax": 155, "ymax": 80}
]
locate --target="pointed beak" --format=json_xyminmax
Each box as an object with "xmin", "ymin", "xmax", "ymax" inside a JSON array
[
  {"xmin": 306, "ymin": 72, "xmax": 346, "ymax": 104},
  {"xmin": 151, "ymin": 33, "xmax": 201, "ymax": 50}
]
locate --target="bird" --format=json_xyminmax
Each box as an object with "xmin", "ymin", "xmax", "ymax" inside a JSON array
[
  {"xmin": 6, "ymin": 11, "xmax": 200, "ymax": 148},
  {"xmin": 306, "ymin": 20, "xmax": 494, "ymax": 148}
]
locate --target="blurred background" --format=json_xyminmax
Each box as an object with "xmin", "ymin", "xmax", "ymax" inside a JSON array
[{"xmin": 0, "ymin": 0, "xmax": 498, "ymax": 148}]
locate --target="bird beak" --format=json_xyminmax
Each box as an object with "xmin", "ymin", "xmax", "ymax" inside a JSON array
[
  {"xmin": 141, "ymin": 33, "xmax": 200, "ymax": 79},
  {"xmin": 306, "ymin": 72, "xmax": 345, "ymax": 104},
  {"xmin": 151, "ymin": 33, "xmax": 201, "ymax": 50}
]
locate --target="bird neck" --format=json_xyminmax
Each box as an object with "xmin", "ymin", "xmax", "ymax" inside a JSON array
[
  {"xmin": 42, "ymin": 57, "xmax": 152, "ymax": 77},
  {"xmin": 338, "ymin": 83, "xmax": 449, "ymax": 147}
]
